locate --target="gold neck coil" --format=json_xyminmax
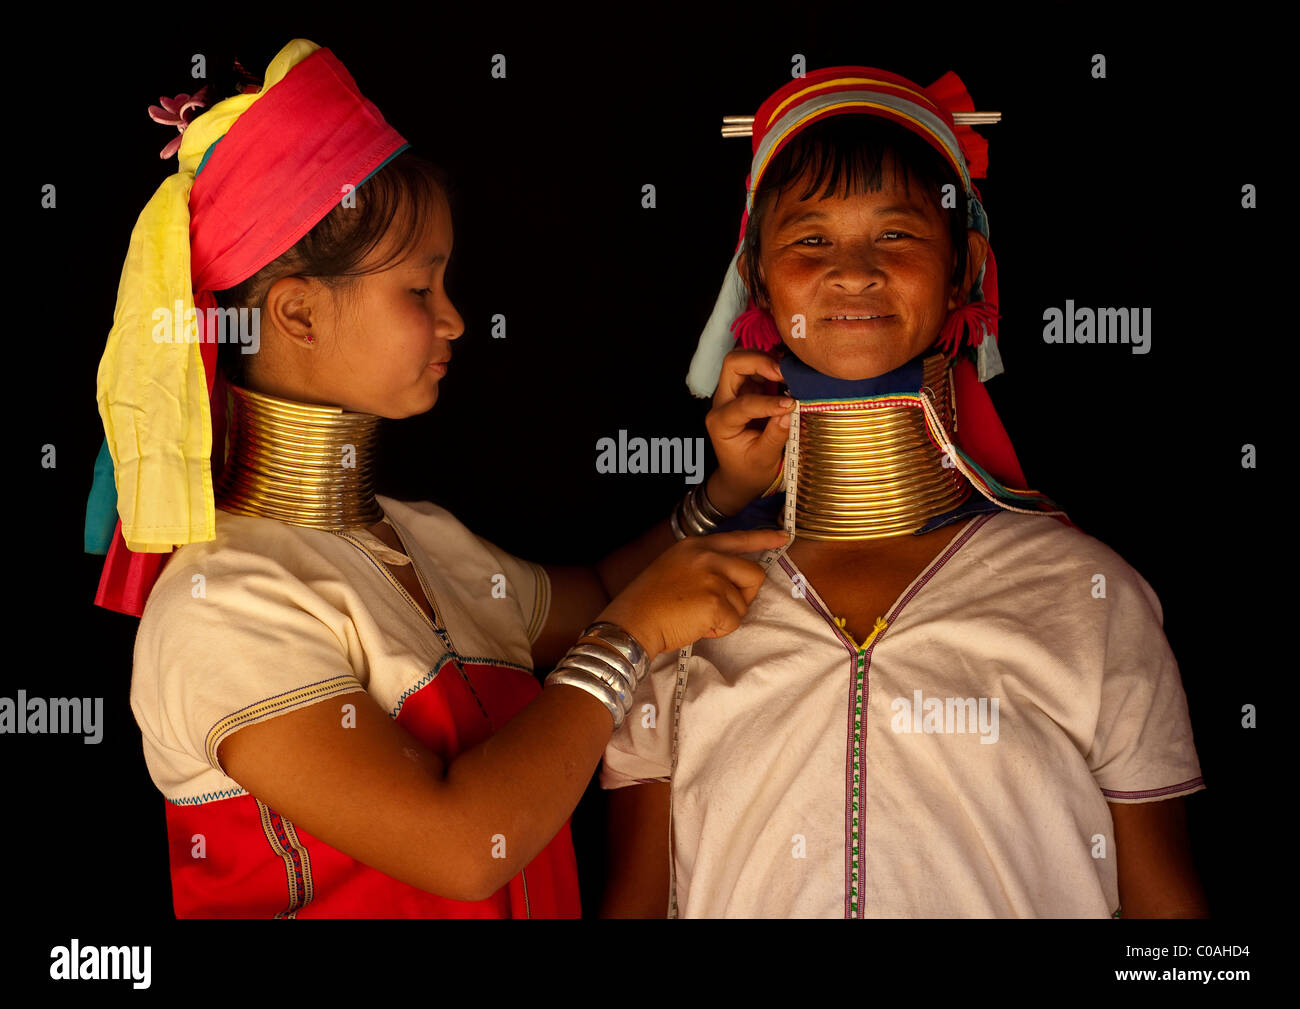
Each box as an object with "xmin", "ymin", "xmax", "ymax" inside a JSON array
[
  {"xmin": 214, "ymin": 384, "xmax": 384, "ymax": 530},
  {"xmin": 794, "ymin": 353, "xmax": 971, "ymax": 541}
]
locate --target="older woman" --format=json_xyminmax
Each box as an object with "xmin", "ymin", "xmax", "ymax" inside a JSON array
[
  {"xmin": 601, "ymin": 66, "xmax": 1208, "ymax": 919},
  {"xmin": 86, "ymin": 37, "xmax": 789, "ymax": 917}
]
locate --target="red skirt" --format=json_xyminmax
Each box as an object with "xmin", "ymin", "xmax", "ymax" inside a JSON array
[{"xmin": 163, "ymin": 658, "xmax": 582, "ymax": 917}]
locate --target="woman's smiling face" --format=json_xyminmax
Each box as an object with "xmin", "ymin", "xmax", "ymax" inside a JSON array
[{"xmin": 745, "ymin": 157, "xmax": 980, "ymax": 380}]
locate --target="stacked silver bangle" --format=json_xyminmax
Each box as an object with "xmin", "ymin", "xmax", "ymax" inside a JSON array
[
  {"xmin": 669, "ymin": 482, "xmax": 729, "ymax": 540},
  {"xmin": 544, "ymin": 621, "xmax": 649, "ymax": 729}
]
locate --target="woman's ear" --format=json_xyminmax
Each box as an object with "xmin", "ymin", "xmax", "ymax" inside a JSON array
[
  {"xmin": 737, "ymin": 249, "xmax": 768, "ymax": 310},
  {"xmin": 948, "ymin": 229, "xmax": 990, "ymax": 310}
]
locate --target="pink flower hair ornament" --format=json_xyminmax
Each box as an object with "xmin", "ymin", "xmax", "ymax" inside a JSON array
[{"xmin": 148, "ymin": 85, "xmax": 211, "ymax": 159}]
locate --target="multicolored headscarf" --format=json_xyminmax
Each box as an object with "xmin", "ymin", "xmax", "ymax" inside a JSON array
[
  {"xmin": 685, "ymin": 66, "xmax": 1029, "ymax": 493},
  {"xmin": 85, "ymin": 38, "xmax": 409, "ymax": 615}
]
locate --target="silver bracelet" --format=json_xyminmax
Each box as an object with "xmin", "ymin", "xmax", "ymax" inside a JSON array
[
  {"xmin": 677, "ymin": 495, "xmax": 706, "ymax": 537},
  {"xmin": 565, "ymin": 641, "xmax": 636, "ymax": 690},
  {"xmin": 669, "ymin": 502, "xmax": 687, "ymax": 541},
  {"xmin": 675, "ymin": 492, "xmax": 710, "ymax": 537},
  {"xmin": 545, "ymin": 667, "xmax": 624, "ymax": 728},
  {"xmin": 559, "ymin": 647, "xmax": 635, "ymax": 710},
  {"xmin": 675, "ymin": 483, "xmax": 728, "ymax": 538},
  {"xmin": 693, "ymin": 483, "xmax": 729, "ymax": 525},
  {"xmin": 581, "ymin": 621, "xmax": 649, "ymax": 684},
  {"xmin": 542, "ymin": 625, "xmax": 649, "ymax": 730}
]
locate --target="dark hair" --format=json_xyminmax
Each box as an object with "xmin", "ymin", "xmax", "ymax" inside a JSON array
[
  {"xmin": 740, "ymin": 116, "xmax": 969, "ymax": 310},
  {"xmin": 213, "ymin": 149, "xmax": 453, "ymax": 386}
]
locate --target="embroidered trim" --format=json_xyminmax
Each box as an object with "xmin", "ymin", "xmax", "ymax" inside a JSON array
[
  {"xmin": 168, "ymin": 786, "xmax": 248, "ymax": 806},
  {"xmin": 332, "ymin": 527, "xmax": 456, "ymax": 654},
  {"xmin": 389, "ymin": 653, "xmax": 536, "ymax": 720},
  {"xmin": 1101, "ymin": 776, "xmax": 1206, "ymax": 800},
  {"xmin": 885, "ymin": 513, "xmax": 995, "ymax": 623},
  {"xmin": 333, "ymin": 519, "xmax": 538, "ymax": 731},
  {"xmin": 205, "ymin": 675, "xmax": 367, "ymax": 773},
  {"xmin": 797, "ymin": 393, "xmax": 927, "ymax": 412},
  {"xmin": 256, "ymin": 797, "xmax": 315, "ymax": 918},
  {"xmin": 847, "ymin": 641, "xmax": 868, "ymax": 915},
  {"xmin": 525, "ymin": 561, "xmax": 550, "ymax": 645}
]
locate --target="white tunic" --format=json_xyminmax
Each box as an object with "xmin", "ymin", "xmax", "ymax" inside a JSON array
[
  {"xmin": 132, "ymin": 495, "xmax": 551, "ymax": 803},
  {"xmin": 600, "ymin": 510, "xmax": 1205, "ymax": 918}
]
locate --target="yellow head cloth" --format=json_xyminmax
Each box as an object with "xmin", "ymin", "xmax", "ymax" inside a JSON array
[{"xmin": 95, "ymin": 39, "xmax": 321, "ymax": 552}]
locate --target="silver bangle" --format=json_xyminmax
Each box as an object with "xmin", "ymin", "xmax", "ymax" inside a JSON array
[
  {"xmin": 678, "ymin": 484, "xmax": 725, "ymax": 537},
  {"xmin": 669, "ymin": 502, "xmax": 687, "ymax": 541},
  {"xmin": 558, "ymin": 649, "xmax": 635, "ymax": 710},
  {"xmin": 581, "ymin": 621, "xmax": 649, "ymax": 684},
  {"xmin": 677, "ymin": 493, "xmax": 711, "ymax": 537},
  {"xmin": 682, "ymin": 491, "xmax": 710, "ymax": 535},
  {"xmin": 693, "ymin": 483, "xmax": 729, "ymax": 525},
  {"xmin": 565, "ymin": 641, "xmax": 636, "ymax": 691},
  {"xmin": 679, "ymin": 493, "xmax": 708, "ymax": 537},
  {"xmin": 676, "ymin": 496, "xmax": 707, "ymax": 535},
  {"xmin": 545, "ymin": 668, "xmax": 624, "ymax": 728}
]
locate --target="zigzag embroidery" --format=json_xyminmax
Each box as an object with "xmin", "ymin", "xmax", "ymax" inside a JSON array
[
  {"xmin": 390, "ymin": 652, "xmax": 535, "ymax": 718},
  {"xmin": 168, "ymin": 786, "xmax": 249, "ymax": 806}
]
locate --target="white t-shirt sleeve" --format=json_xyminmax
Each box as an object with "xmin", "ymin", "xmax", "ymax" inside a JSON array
[
  {"xmin": 471, "ymin": 533, "xmax": 552, "ymax": 646},
  {"xmin": 599, "ymin": 648, "xmax": 680, "ymax": 789},
  {"xmin": 132, "ymin": 549, "xmax": 369, "ymax": 780},
  {"xmin": 1086, "ymin": 560, "xmax": 1205, "ymax": 803}
]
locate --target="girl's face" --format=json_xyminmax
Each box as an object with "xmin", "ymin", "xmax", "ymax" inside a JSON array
[
  {"xmin": 748, "ymin": 161, "xmax": 971, "ymax": 380},
  {"xmin": 258, "ymin": 188, "xmax": 464, "ymax": 418},
  {"xmin": 330, "ymin": 189, "xmax": 464, "ymax": 417}
]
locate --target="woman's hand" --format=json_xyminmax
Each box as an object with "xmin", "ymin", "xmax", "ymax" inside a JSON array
[
  {"xmin": 704, "ymin": 348, "xmax": 796, "ymax": 516},
  {"xmin": 594, "ymin": 527, "xmax": 791, "ymax": 658}
]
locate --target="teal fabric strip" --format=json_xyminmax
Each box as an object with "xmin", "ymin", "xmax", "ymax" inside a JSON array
[
  {"xmin": 195, "ymin": 137, "xmax": 222, "ymax": 178},
  {"xmin": 84, "ymin": 436, "xmax": 118, "ymax": 555},
  {"xmin": 359, "ymin": 142, "xmax": 410, "ymax": 187}
]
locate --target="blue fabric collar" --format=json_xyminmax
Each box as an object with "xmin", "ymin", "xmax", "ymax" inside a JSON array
[
  {"xmin": 715, "ymin": 348, "xmax": 1001, "ymax": 537},
  {"xmin": 779, "ymin": 348, "xmax": 927, "ymax": 401}
]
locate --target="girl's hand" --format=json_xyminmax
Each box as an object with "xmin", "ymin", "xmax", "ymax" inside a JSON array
[
  {"xmin": 594, "ymin": 527, "xmax": 791, "ymax": 659},
  {"xmin": 704, "ymin": 348, "xmax": 795, "ymax": 516}
]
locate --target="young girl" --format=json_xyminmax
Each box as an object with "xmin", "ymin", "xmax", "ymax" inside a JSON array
[
  {"xmin": 86, "ymin": 37, "xmax": 789, "ymax": 917},
  {"xmin": 600, "ymin": 66, "xmax": 1208, "ymax": 918}
]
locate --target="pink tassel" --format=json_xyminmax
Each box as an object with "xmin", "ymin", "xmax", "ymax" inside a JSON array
[
  {"xmin": 731, "ymin": 300, "xmax": 783, "ymax": 351},
  {"xmin": 935, "ymin": 300, "xmax": 1000, "ymax": 358}
]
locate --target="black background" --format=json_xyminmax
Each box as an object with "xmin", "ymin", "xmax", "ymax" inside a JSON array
[{"xmin": 9, "ymin": 0, "xmax": 1282, "ymax": 987}]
